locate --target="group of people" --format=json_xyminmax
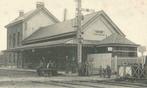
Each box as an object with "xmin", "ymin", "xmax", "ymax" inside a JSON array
[
  {"xmin": 78, "ymin": 60, "xmax": 94, "ymax": 76},
  {"xmin": 37, "ymin": 57, "xmax": 57, "ymax": 76},
  {"xmin": 37, "ymin": 56, "xmax": 112, "ymax": 77},
  {"xmin": 99, "ymin": 65, "xmax": 112, "ymax": 78},
  {"xmin": 38, "ymin": 57, "xmax": 56, "ymax": 69}
]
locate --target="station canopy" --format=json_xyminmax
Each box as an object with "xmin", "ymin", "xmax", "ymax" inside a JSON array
[{"xmin": 5, "ymin": 34, "xmax": 139, "ymax": 52}]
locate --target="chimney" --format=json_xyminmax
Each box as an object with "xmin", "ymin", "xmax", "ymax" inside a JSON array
[
  {"xmin": 63, "ymin": 8, "xmax": 67, "ymax": 21},
  {"xmin": 19, "ymin": 10, "xmax": 24, "ymax": 16},
  {"xmin": 36, "ymin": 2, "xmax": 45, "ymax": 9}
]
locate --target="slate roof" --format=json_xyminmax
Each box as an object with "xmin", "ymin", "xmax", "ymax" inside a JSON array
[
  {"xmin": 6, "ymin": 38, "xmax": 72, "ymax": 51},
  {"xmin": 5, "ymin": 8, "xmax": 59, "ymax": 27},
  {"xmin": 97, "ymin": 34, "xmax": 138, "ymax": 46},
  {"xmin": 23, "ymin": 10, "xmax": 125, "ymax": 44},
  {"xmin": 6, "ymin": 34, "xmax": 138, "ymax": 51},
  {"xmin": 24, "ymin": 20, "xmax": 75, "ymax": 42},
  {"xmin": 6, "ymin": 38, "xmax": 99, "ymax": 51},
  {"xmin": 64, "ymin": 35, "xmax": 138, "ymax": 46}
]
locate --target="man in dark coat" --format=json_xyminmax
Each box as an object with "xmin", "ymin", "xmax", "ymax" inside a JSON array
[{"xmin": 106, "ymin": 65, "xmax": 112, "ymax": 78}]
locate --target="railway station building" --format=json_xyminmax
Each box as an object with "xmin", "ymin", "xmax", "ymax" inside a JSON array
[{"xmin": 4, "ymin": 2, "xmax": 139, "ymax": 74}]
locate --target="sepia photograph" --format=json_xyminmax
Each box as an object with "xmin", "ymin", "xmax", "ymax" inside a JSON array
[{"xmin": 0, "ymin": 0, "xmax": 147, "ymax": 88}]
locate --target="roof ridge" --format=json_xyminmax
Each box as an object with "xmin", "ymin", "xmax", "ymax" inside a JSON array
[
  {"xmin": 37, "ymin": 10, "xmax": 102, "ymax": 28},
  {"xmin": 5, "ymin": 7, "xmax": 60, "ymax": 28}
]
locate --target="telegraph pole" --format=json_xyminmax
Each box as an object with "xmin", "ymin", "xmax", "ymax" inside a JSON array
[
  {"xmin": 75, "ymin": 0, "xmax": 94, "ymax": 75},
  {"xmin": 75, "ymin": 0, "xmax": 82, "ymax": 75}
]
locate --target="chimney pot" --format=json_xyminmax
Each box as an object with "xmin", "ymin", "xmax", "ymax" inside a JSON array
[
  {"xmin": 36, "ymin": 2, "xmax": 45, "ymax": 9},
  {"xmin": 19, "ymin": 10, "xmax": 24, "ymax": 17},
  {"xmin": 63, "ymin": 8, "xmax": 67, "ymax": 21}
]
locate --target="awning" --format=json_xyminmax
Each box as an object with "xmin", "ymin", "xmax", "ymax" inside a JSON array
[
  {"xmin": 4, "ymin": 37, "xmax": 139, "ymax": 52},
  {"xmin": 5, "ymin": 38, "xmax": 73, "ymax": 52}
]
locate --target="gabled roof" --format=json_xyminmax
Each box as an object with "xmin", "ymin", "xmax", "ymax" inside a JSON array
[
  {"xmin": 23, "ymin": 12, "xmax": 98, "ymax": 43},
  {"xmin": 23, "ymin": 10, "xmax": 126, "ymax": 44},
  {"xmin": 5, "ymin": 8, "xmax": 59, "ymax": 28},
  {"xmin": 97, "ymin": 34, "xmax": 139, "ymax": 46}
]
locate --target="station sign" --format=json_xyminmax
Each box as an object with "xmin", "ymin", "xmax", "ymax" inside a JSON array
[{"xmin": 108, "ymin": 47, "xmax": 113, "ymax": 51}]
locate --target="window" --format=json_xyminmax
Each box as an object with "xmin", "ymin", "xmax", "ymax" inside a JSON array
[
  {"xmin": 8, "ymin": 54, "xmax": 11, "ymax": 63},
  {"xmin": 128, "ymin": 52, "xmax": 137, "ymax": 57},
  {"xmin": 17, "ymin": 32, "xmax": 20, "ymax": 46},
  {"xmin": 25, "ymin": 23, "xmax": 27, "ymax": 30},
  {"xmin": 9, "ymin": 54, "xmax": 12, "ymax": 63},
  {"xmin": 9, "ymin": 34, "xmax": 12, "ymax": 48},
  {"xmin": 13, "ymin": 33, "xmax": 16, "ymax": 47},
  {"xmin": 114, "ymin": 47, "xmax": 137, "ymax": 51},
  {"xmin": 13, "ymin": 54, "xmax": 15, "ymax": 63},
  {"xmin": 113, "ymin": 46, "xmax": 137, "ymax": 57},
  {"xmin": 114, "ymin": 52, "xmax": 137, "ymax": 57}
]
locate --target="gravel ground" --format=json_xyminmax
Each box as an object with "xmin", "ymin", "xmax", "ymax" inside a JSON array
[{"xmin": 0, "ymin": 68, "xmax": 146, "ymax": 88}]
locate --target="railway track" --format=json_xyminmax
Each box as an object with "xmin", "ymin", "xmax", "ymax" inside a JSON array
[
  {"xmin": 32, "ymin": 81, "xmax": 95, "ymax": 88},
  {"xmin": 52, "ymin": 80, "xmax": 147, "ymax": 88},
  {"xmin": 90, "ymin": 80, "xmax": 147, "ymax": 88},
  {"xmin": 31, "ymin": 80, "xmax": 147, "ymax": 88}
]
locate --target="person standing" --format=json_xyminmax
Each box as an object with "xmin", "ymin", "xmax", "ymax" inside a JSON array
[
  {"xmin": 99, "ymin": 66, "xmax": 103, "ymax": 77},
  {"xmin": 106, "ymin": 65, "xmax": 112, "ymax": 78},
  {"xmin": 85, "ymin": 60, "xmax": 89, "ymax": 76},
  {"xmin": 65, "ymin": 56, "xmax": 69, "ymax": 74},
  {"xmin": 46, "ymin": 60, "xmax": 51, "ymax": 69},
  {"xmin": 103, "ymin": 68, "xmax": 106, "ymax": 78},
  {"xmin": 36, "ymin": 56, "xmax": 46, "ymax": 76},
  {"xmin": 41, "ymin": 56, "xmax": 46, "ymax": 68}
]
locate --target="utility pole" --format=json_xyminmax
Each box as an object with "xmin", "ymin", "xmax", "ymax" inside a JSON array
[
  {"xmin": 75, "ymin": 0, "xmax": 82, "ymax": 75},
  {"xmin": 75, "ymin": 0, "xmax": 95, "ymax": 75}
]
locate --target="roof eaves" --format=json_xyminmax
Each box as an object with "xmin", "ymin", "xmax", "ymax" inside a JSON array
[
  {"xmin": 95, "ymin": 43, "xmax": 139, "ymax": 47},
  {"xmin": 5, "ymin": 19, "xmax": 24, "ymax": 28},
  {"xmin": 18, "ymin": 38, "xmax": 74, "ymax": 50}
]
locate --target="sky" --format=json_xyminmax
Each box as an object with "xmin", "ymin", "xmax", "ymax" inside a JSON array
[{"xmin": 0, "ymin": 0, "xmax": 147, "ymax": 52}]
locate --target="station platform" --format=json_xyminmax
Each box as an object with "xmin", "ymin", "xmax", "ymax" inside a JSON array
[{"xmin": 0, "ymin": 67, "xmax": 116, "ymax": 81}]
